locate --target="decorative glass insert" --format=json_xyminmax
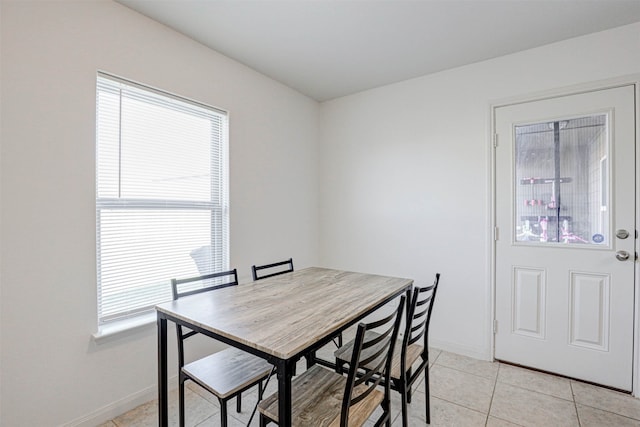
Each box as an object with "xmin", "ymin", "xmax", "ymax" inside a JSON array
[{"xmin": 514, "ymin": 114, "xmax": 609, "ymax": 246}]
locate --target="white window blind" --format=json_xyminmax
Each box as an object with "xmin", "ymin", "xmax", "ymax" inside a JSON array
[{"xmin": 96, "ymin": 73, "xmax": 229, "ymax": 325}]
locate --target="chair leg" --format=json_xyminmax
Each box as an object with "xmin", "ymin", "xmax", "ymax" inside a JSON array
[
  {"xmin": 333, "ymin": 332, "xmax": 343, "ymax": 348},
  {"xmin": 219, "ymin": 398, "xmax": 228, "ymax": 427},
  {"xmin": 178, "ymin": 375, "xmax": 186, "ymax": 427},
  {"xmin": 236, "ymin": 392, "xmax": 242, "ymax": 412},
  {"xmin": 381, "ymin": 395, "xmax": 391, "ymax": 427},
  {"xmin": 259, "ymin": 414, "xmax": 269, "ymax": 427},
  {"xmin": 305, "ymin": 351, "xmax": 317, "ymax": 369},
  {"xmin": 407, "ymin": 368, "xmax": 413, "ymax": 404},
  {"xmin": 425, "ymin": 366, "xmax": 431, "ymax": 424},
  {"xmin": 384, "ymin": 408, "xmax": 391, "ymax": 427},
  {"xmin": 400, "ymin": 381, "xmax": 409, "ymax": 427}
]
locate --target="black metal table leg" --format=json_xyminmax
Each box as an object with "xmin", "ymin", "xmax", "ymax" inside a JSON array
[
  {"xmin": 157, "ymin": 314, "xmax": 168, "ymax": 427},
  {"xmin": 277, "ymin": 359, "xmax": 294, "ymax": 426}
]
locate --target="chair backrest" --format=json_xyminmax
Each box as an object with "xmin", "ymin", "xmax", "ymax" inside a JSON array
[
  {"xmin": 340, "ymin": 295, "xmax": 406, "ymax": 427},
  {"xmin": 401, "ymin": 273, "xmax": 440, "ymax": 371},
  {"xmin": 171, "ymin": 269, "xmax": 238, "ymax": 367},
  {"xmin": 251, "ymin": 258, "xmax": 294, "ymax": 281},
  {"xmin": 171, "ymin": 269, "xmax": 239, "ymax": 300}
]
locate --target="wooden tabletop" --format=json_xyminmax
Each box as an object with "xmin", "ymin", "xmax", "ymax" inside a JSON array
[{"xmin": 156, "ymin": 267, "xmax": 412, "ymax": 359}]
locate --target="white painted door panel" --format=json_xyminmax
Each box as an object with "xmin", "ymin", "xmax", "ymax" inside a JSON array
[{"xmin": 495, "ymin": 85, "xmax": 635, "ymax": 391}]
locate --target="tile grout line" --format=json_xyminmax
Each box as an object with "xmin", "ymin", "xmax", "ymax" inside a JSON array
[
  {"xmin": 495, "ymin": 364, "xmax": 579, "ymax": 403},
  {"xmin": 484, "ymin": 361, "xmax": 500, "ymax": 426},
  {"xmin": 487, "ymin": 364, "xmax": 533, "ymax": 427},
  {"xmin": 570, "ymin": 381, "xmax": 583, "ymax": 427},
  {"xmin": 432, "ymin": 362, "xmax": 498, "ymax": 382},
  {"xmin": 572, "ymin": 399, "xmax": 640, "ymax": 423}
]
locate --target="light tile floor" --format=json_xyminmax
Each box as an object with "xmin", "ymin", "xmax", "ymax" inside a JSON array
[{"xmin": 99, "ymin": 347, "xmax": 640, "ymax": 426}]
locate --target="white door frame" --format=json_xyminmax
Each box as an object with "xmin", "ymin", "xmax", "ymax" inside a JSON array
[{"xmin": 489, "ymin": 74, "xmax": 640, "ymax": 396}]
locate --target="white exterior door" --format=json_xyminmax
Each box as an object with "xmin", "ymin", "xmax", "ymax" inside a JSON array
[{"xmin": 495, "ymin": 85, "xmax": 636, "ymax": 391}]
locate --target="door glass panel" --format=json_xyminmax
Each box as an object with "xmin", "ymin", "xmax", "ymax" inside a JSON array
[{"xmin": 514, "ymin": 114, "xmax": 609, "ymax": 245}]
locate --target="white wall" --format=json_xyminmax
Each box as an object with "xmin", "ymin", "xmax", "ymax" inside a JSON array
[
  {"xmin": 0, "ymin": 1, "xmax": 319, "ymax": 426},
  {"xmin": 318, "ymin": 23, "xmax": 640, "ymax": 359}
]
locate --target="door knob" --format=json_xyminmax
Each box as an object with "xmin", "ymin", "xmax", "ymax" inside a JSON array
[
  {"xmin": 616, "ymin": 250, "xmax": 630, "ymax": 261},
  {"xmin": 616, "ymin": 229, "xmax": 630, "ymax": 239}
]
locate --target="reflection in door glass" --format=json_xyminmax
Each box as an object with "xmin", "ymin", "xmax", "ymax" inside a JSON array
[{"xmin": 514, "ymin": 114, "xmax": 608, "ymax": 245}]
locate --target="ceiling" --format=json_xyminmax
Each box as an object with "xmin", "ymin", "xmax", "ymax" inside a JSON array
[{"xmin": 117, "ymin": 0, "xmax": 640, "ymax": 102}]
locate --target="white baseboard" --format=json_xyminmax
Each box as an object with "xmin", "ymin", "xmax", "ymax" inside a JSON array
[{"xmin": 61, "ymin": 375, "xmax": 177, "ymax": 427}]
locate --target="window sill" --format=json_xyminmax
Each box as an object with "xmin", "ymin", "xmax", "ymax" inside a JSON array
[{"xmin": 92, "ymin": 312, "xmax": 158, "ymax": 344}]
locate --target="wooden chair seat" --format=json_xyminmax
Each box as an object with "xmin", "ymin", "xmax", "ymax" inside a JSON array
[
  {"xmin": 258, "ymin": 365, "xmax": 383, "ymax": 427},
  {"xmin": 335, "ymin": 333, "xmax": 424, "ymax": 380},
  {"xmin": 183, "ymin": 347, "xmax": 273, "ymax": 399}
]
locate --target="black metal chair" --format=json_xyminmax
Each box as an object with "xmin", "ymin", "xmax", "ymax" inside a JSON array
[
  {"xmin": 251, "ymin": 258, "xmax": 294, "ymax": 281},
  {"xmin": 335, "ymin": 273, "xmax": 440, "ymax": 426},
  {"xmin": 172, "ymin": 269, "xmax": 274, "ymax": 427},
  {"xmin": 257, "ymin": 295, "xmax": 406, "ymax": 427}
]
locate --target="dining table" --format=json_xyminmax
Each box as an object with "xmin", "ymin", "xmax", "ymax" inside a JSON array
[{"xmin": 156, "ymin": 266, "xmax": 413, "ymax": 426}]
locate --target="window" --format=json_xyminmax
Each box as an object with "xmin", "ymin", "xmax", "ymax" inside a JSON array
[{"xmin": 96, "ymin": 73, "xmax": 229, "ymax": 325}]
